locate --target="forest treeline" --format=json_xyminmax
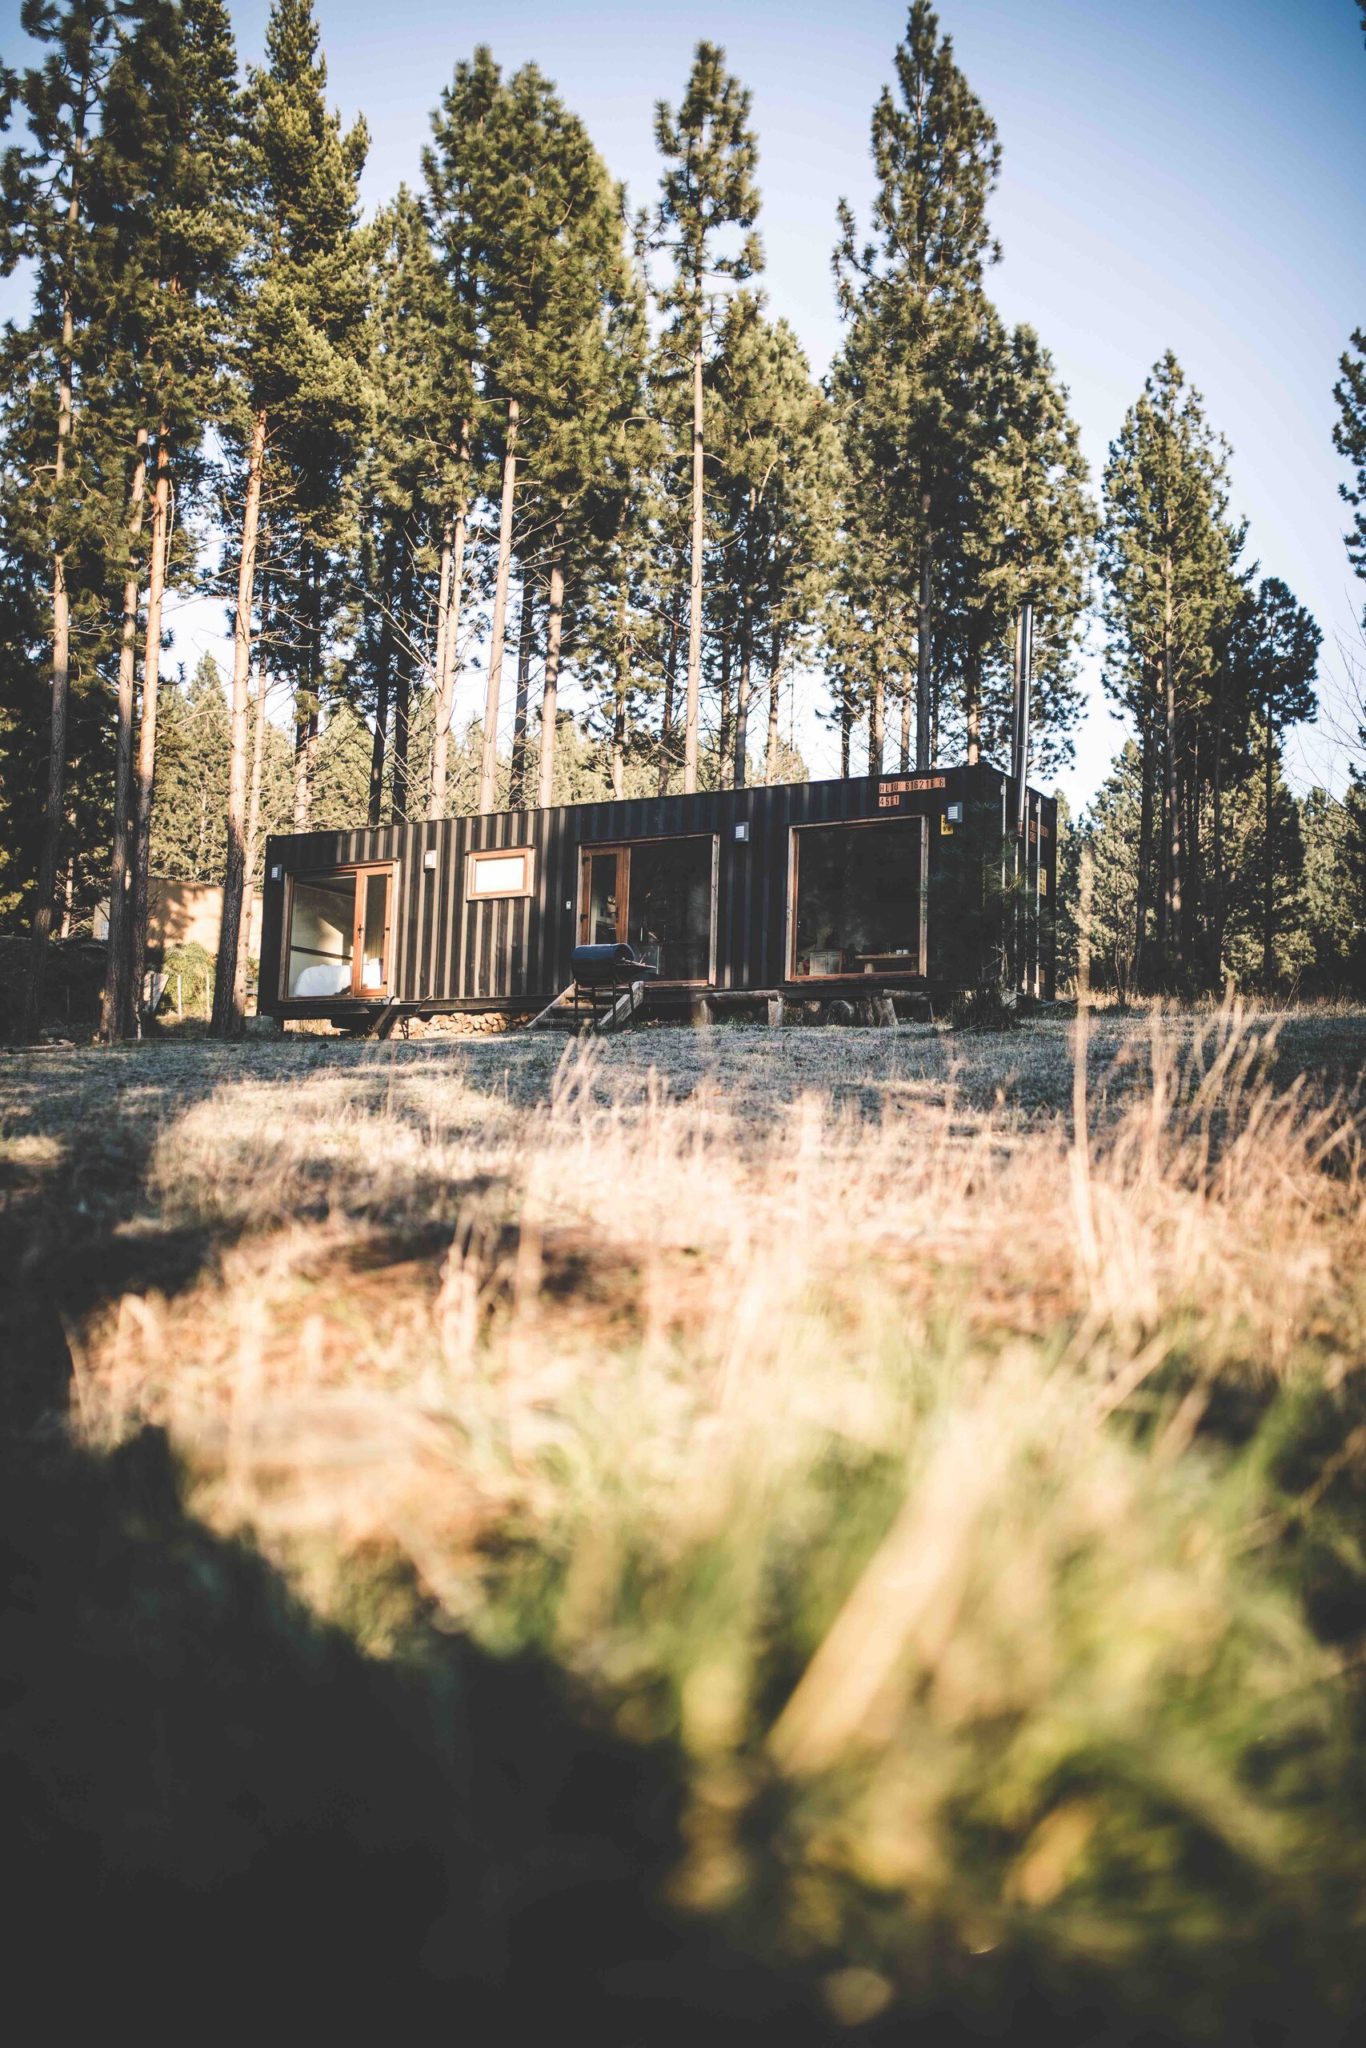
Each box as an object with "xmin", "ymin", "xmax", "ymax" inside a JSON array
[{"xmin": 1, "ymin": 0, "xmax": 1364, "ymax": 1037}]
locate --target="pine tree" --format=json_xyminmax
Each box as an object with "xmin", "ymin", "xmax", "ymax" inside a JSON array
[
  {"xmin": 354, "ymin": 185, "xmax": 461, "ymax": 825},
  {"xmin": 1061, "ymin": 741, "xmax": 1145, "ymax": 997},
  {"xmin": 149, "ymin": 653, "xmax": 230, "ymax": 879},
  {"xmin": 1232, "ymin": 578, "xmax": 1320, "ymax": 988},
  {"xmin": 1099, "ymin": 353, "xmax": 1245, "ymax": 989},
  {"xmin": 1212, "ymin": 726, "xmax": 1310, "ymax": 990},
  {"xmin": 1333, "ymin": 331, "xmax": 1366, "ymax": 624},
  {"xmin": 653, "ymin": 42, "xmax": 761, "ymax": 794},
  {"xmin": 709, "ymin": 296, "xmax": 838, "ymax": 785},
  {"xmin": 211, "ymin": 0, "xmax": 369, "ymax": 1037},
  {"xmin": 2, "ymin": 0, "xmax": 124, "ymax": 1036},
  {"xmin": 309, "ymin": 698, "xmax": 373, "ymax": 827},
  {"xmin": 423, "ymin": 47, "xmax": 501, "ymax": 819},
  {"xmin": 467, "ymin": 63, "xmax": 641, "ymax": 815},
  {"xmin": 526, "ymin": 147, "xmax": 642, "ymax": 809},
  {"xmin": 1299, "ymin": 788, "xmax": 1360, "ymax": 990},
  {"xmin": 954, "ymin": 318, "xmax": 1093, "ymax": 780},
  {"xmin": 91, "ymin": 0, "xmax": 241, "ymax": 1038},
  {"xmin": 833, "ymin": 2, "xmax": 1000, "ymax": 772}
]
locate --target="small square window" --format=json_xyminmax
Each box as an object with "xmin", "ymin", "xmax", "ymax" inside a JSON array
[{"xmin": 467, "ymin": 848, "xmax": 534, "ymax": 899}]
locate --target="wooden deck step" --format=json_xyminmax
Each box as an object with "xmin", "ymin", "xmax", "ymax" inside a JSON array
[
  {"xmin": 591, "ymin": 980, "xmax": 645, "ymax": 1036},
  {"xmin": 525, "ymin": 984, "xmax": 581, "ymax": 1031}
]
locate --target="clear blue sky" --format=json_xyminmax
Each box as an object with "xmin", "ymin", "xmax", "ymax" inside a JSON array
[{"xmin": 3, "ymin": 0, "xmax": 1363, "ymax": 804}]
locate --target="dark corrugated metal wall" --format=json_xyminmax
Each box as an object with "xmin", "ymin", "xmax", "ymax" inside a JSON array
[{"xmin": 260, "ymin": 765, "xmax": 1058, "ymax": 1010}]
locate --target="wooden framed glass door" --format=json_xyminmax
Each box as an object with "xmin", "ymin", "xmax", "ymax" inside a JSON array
[
  {"xmin": 579, "ymin": 849, "xmax": 627, "ymax": 950},
  {"xmin": 577, "ymin": 838, "xmax": 715, "ymax": 982},
  {"xmin": 356, "ymin": 866, "xmax": 393, "ymax": 994}
]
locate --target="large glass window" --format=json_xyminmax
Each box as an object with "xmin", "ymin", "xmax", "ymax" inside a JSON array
[
  {"xmin": 579, "ymin": 837, "xmax": 714, "ymax": 982},
  {"xmin": 791, "ymin": 817, "xmax": 925, "ymax": 978},
  {"xmin": 285, "ymin": 866, "xmax": 392, "ymax": 999}
]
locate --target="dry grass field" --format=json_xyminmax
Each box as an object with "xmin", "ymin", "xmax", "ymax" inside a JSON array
[{"xmin": 3, "ymin": 1005, "xmax": 1366, "ymax": 2038}]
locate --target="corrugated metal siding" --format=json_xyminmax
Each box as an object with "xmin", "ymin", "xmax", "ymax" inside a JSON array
[{"xmin": 260, "ymin": 763, "xmax": 1056, "ymax": 1011}]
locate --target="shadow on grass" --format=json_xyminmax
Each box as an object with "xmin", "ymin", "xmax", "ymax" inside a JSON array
[{"xmin": 1, "ymin": 1422, "xmax": 836, "ymax": 2039}]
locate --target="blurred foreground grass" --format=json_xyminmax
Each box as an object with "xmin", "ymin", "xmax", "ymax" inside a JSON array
[{"xmin": 2, "ymin": 1006, "xmax": 1365, "ymax": 2039}]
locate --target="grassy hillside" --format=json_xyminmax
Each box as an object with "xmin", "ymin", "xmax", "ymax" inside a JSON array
[{"xmin": 2, "ymin": 1007, "xmax": 1364, "ymax": 2038}]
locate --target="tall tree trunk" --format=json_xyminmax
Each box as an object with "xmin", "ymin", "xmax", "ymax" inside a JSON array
[
  {"xmin": 915, "ymin": 492, "xmax": 934, "ymax": 770},
  {"xmin": 479, "ymin": 397, "xmax": 519, "ymax": 814},
  {"xmin": 1210, "ymin": 669, "xmax": 1226, "ymax": 985},
  {"xmin": 211, "ymin": 406, "xmax": 267, "ymax": 1039},
  {"xmin": 509, "ymin": 569, "xmax": 534, "ymax": 808},
  {"xmin": 684, "ymin": 333, "xmax": 704, "ymax": 794},
  {"xmin": 235, "ymin": 577, "xmax": 271, "ymax": 1021},
  {"xmin": 293, "ymin": 545, "xmax": 321, "ymax": 831},
  {"xmin": 867, "ymin": 673, "xmax": 884, "ymax": 778},
  {"xmin": 537, "ymin": 524, "xmax": 566, "ymax": 810},
  {"xmin": 965, "ymin": 646, "xmax": 981, "ymax": 768},
  {"xmin": 100, "ymin": 427, "xmax": 149, "ymax": 1043},
  {"xmin": 733, "ymin": 501, "xmax": 755, "ymax": 789},
  {"xmin": 900, "ymin": 681, "xmax": 913, "ymax": 774},
  {"xmin": 368, "ymin": 530, "xmax": 397, "ymax": 828},
  {"xmin": 23, "ymin": 233, "xmax": 79, "ymax": 1041},
  {"xmin": 718, "ymin": 625, "xmax": 733, "ymax": 790},
  {"xmin": 840, "ymin": 696, "xmax": 851, "ymax": 780},
  {"xmin": 1262, "ymin": 696, "xmax": 1275, "ymax": 990},
  {"xmin": 428, "ymin": 422, "xmax": 471, "ymax": 819},
  {"xmin": 658, "ymin": 580, "xmax": 682, "ymax": 796},
  {"xmin": 765, "ymin": 625, "xmax": 784, "ymax": 783},
  {"xmin": 1134, "ymin": 696, "xmax": 1155, "ymax": 988},
  {"xmin": 868, "ymin": 603, "xmax": 887, "ymax": 777},
  {"xmin": 1183, "ymin": 745, "xmax": 1203, "ymax": 978},
  {"xmin": 1161, "ymin": 593, "xmax": 1182, "ymax": 989},
  {"xmin": 611, "ymin": 582, "xmax": 629, "ymax": 801},
  {"xmin": 129, "ymin": 432, "xmax": 173, "ymax": 1033},
  {"xmin": 391, "ymin": 546, "xmax": 413, "ymax": 823}
]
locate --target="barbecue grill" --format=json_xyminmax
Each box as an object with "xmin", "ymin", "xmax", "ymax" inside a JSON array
[{"xmin": 570, "ymin": 942, "xmax": 659, "ymax": 1026}]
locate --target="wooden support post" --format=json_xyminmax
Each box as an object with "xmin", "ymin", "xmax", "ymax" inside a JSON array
[
  {"xmin": 690, "ymin": 994, "xmax": 714, "ymax": 1029},
  {"xmin": 767, "ymin": 996, "xmax": 784, "ymax": 1028}
]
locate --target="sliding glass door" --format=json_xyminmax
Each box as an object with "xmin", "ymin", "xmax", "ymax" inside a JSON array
[{"xmin": 578, "ymin": 837, "xmax": 715, "ymax": 983}]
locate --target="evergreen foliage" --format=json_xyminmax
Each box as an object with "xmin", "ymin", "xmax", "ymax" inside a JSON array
[
  {"xmin": 0, "ymin": 2, "xmax": 1359, "ymax": 1023},
  {"xmin": 653, "ymin": 41, "xmax": 762, "ymax": 792},
  {"xmin": 1333, "ymin": 330, "xmax": 1366, "ymax": 618},
  {"xmin": 150, "ymin": 654, "xmax": 230, "ymax": 880},
  {"xmin": 1099, "ymin": 352, "xmax": 1247, "ymax": 989},
  {"xmin": 828, "ymin": 5, "xmax": 1091, "ymax": 784}
]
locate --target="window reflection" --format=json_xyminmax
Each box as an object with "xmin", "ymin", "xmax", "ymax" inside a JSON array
[{"xmin": 793, "ymin": 819, "xmax": 923, "ymax": 977}]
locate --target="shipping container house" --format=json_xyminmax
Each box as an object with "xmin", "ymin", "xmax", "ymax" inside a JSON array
[{"xmin": 257, "ymin": 760, "xmax": 1056, "ymax": 1027}]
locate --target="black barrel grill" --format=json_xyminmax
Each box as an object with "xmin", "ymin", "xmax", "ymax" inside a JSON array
[{"xmin": 570, "ymin": 942, "xmax": 659, "ymax": 1025}]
